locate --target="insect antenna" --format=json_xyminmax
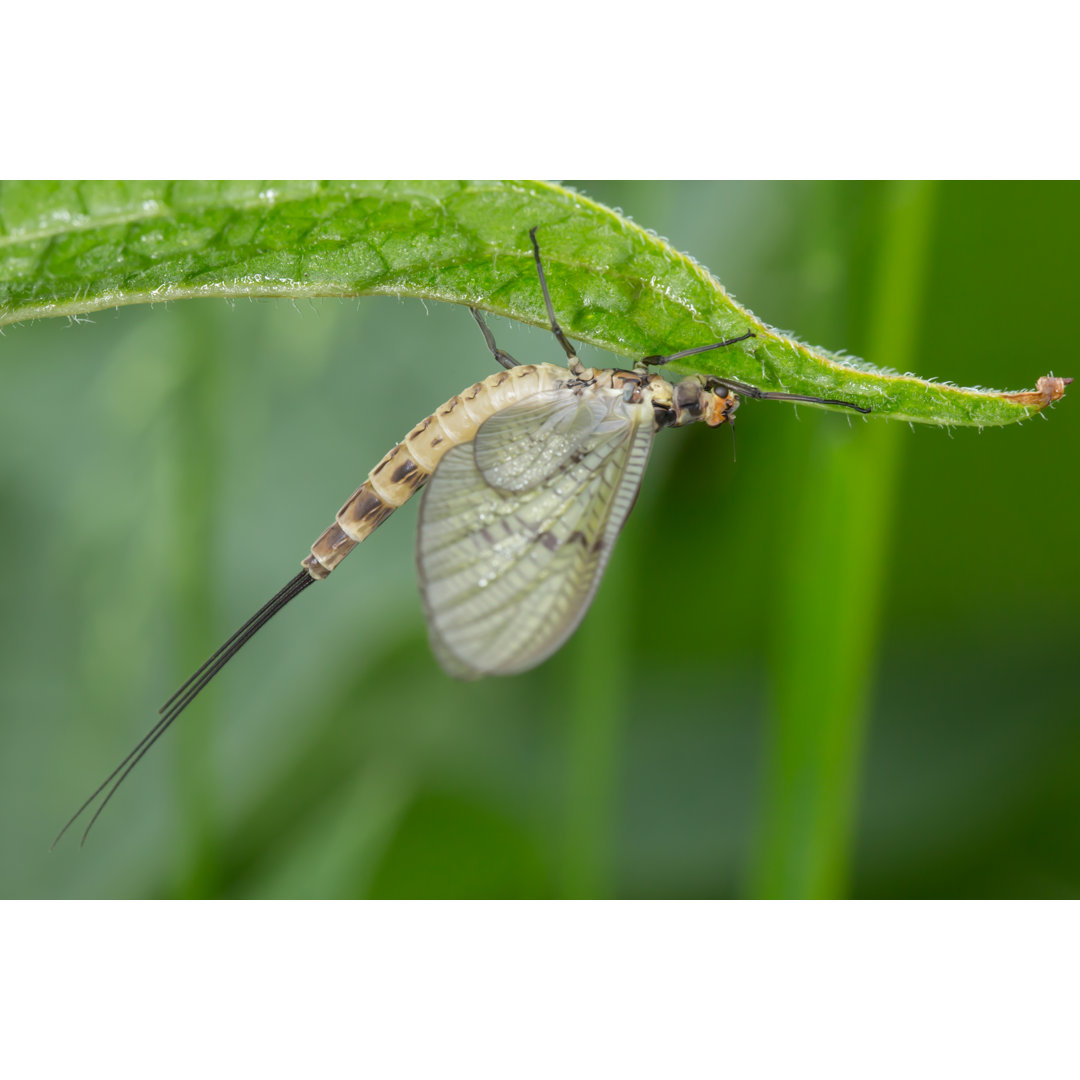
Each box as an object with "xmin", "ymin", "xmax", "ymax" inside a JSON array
[
  {"xmin": 52, "ymin": 569, "xmax": 316, "ymax": 848},
  {"xmin": 706, "ymin": 375, "xmax": 871, "ymax": 413}
]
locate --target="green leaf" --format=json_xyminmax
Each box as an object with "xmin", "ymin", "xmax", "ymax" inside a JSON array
[{"xmin": 0, "ymin": 180, "xmax": 1067, "ymax": 426}]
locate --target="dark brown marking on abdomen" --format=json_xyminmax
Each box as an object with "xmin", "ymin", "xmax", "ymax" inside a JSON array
[
  {"xmin": 340, "ymin": 487, "xmax": 395, "ymax": 532},
  {"xmin": 391, "ymin": 459, "xmax": 418, "ymax": 484}
]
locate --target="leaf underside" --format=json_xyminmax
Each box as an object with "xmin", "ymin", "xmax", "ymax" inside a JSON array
[{"xmin": 0, "ymin": 180, "xmax": 1067, "ymax": 426}]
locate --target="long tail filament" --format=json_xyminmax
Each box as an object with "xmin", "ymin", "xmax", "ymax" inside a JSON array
[{"xmin": 52, "ymin": 570, "xmax": 316, "ymax": 848}]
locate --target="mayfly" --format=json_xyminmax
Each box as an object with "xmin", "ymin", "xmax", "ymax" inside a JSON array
[{"xmin": 55, "ymin": 228, "xmax": 870, "ymax": 845}]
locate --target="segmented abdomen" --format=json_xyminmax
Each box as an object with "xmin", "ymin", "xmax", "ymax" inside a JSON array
[{"xmin": 302, "ymin": 363, "xmax": 564, "ymax": 579}]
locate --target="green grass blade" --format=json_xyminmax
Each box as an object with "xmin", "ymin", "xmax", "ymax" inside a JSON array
[
  {"xmin": 559, "ymin": 527, "xmax": 639, "ymax": 899},
  {"xmin": 0, "ymin": 181, "xmax": 1064, "ymax": 427},
  {"xmin": 170, "ymin": 306, "xmax": 225, "ymax": 896},
  {"xmin": 751, "ymin": 182, "xmax": 937, "ymax": 899}
]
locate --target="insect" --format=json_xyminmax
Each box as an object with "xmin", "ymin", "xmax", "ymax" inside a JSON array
[{"xmin": 55, "ymin": 228, "xmax": 870, "ymax": 845}]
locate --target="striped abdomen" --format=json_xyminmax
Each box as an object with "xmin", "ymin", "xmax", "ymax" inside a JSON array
[{"xmin": 302, "ymin": 363, "xmax": 568, "ymax": 580}]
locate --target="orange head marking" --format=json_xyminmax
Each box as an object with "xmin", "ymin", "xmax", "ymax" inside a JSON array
[{"xmin": 704, "ymin": 388, "xmax": 739, "ymax": 427}]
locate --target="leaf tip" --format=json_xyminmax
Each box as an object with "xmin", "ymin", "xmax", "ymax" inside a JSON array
[{"xmin": 1001, "ymin": 375, "xmax": 1072, "ymax": 409}]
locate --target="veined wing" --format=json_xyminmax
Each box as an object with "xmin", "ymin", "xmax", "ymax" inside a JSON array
[
  {"xmin": 417, "ymin": 386, "xmax": 655, "ymax": 679},
  {"xmin": 472, "ymin": 388, "xmax": 614, "ymax": 491}
]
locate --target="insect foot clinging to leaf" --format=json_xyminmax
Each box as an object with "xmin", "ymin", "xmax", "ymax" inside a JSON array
[{"xmin": 54, "ymin": 226, "xmax": 869, "ymax": 845}]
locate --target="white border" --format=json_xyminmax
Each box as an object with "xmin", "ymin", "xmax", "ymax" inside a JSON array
[
  {"xmin": 4, "ymin": 3, "xmax": 1076, "ymax": 177},
  {"xmin": 4, "ymin": 902, "xmax": 1076, "ymax": 1078}
]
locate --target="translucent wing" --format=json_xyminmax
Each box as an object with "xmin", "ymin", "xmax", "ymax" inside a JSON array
[
  {"xmin": 417, "ymin": 387, "xmax": 655, "ymax": 679},
  {"xmin": 472, "ymin": 390, "xmax": 612, "ymax": 491}
]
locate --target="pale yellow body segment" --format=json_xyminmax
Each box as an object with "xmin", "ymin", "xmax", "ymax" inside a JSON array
[{"xmin": 302, "ymin": 363, "xmax": 568, "ymax": 579}]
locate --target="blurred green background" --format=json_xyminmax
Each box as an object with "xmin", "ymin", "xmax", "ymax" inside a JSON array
[{"xmin": 1, "ymin": 181, "xmax": 1075, "ymax": 898}]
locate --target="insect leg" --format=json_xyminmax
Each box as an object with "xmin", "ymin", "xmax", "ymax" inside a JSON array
[
  {"xmin": 640, "ymin": 330, "xmax": 869, "ymax": 413},
  {"xmin": 705, "ymin": 375, "xmax": 871, "ymax": 413},
  {"xmin": 528, "ymin": 226, "xmax": 584, "ymax": 375},
  {"xmin": 469, "ymin": 307, "xmax": 520, "ymax": 370},
  {"xmin": 640, "ymin": 330, "xmax": 756, "ymax": 367}
]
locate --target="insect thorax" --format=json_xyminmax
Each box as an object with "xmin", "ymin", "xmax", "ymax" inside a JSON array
[{"xmin": 579, "ymin": 368, "xmax": 739, "ymax": 430}]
